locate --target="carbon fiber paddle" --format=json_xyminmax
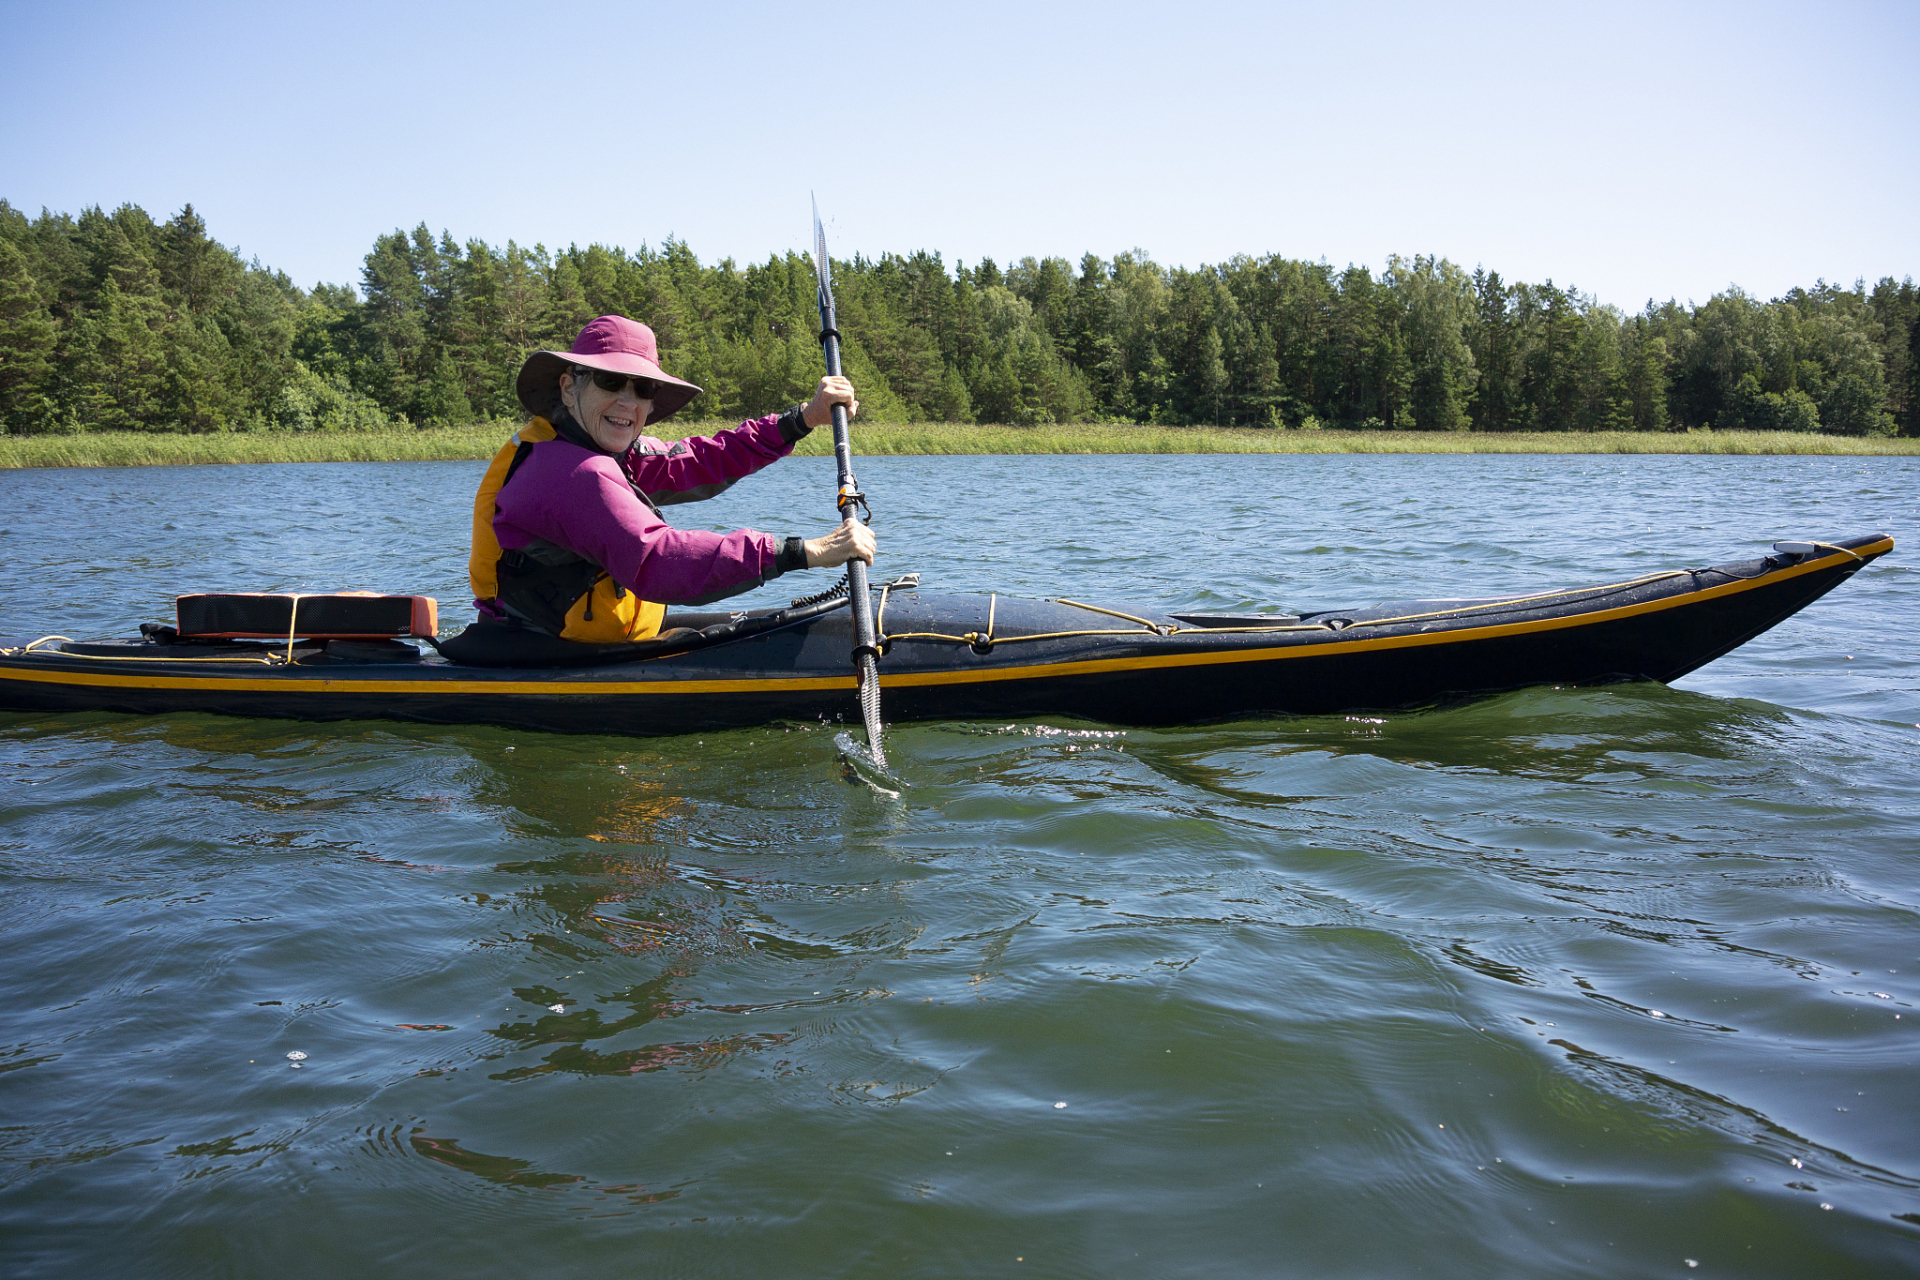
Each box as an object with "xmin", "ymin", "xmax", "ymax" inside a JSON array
[{"xmin": 811, "ymin": 200, "xmax": 887, "ymax": 766}]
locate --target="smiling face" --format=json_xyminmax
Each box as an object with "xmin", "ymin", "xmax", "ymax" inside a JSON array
[{"xmin": 558, "ymin": 369, "xmax": 653, "ymax": 454}]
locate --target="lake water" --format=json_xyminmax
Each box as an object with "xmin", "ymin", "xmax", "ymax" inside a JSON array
[{"xmin": 1, "ymin": 451, "xmax": 1916, "ymax": 1278}]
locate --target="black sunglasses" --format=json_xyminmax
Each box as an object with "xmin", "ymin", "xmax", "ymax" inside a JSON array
[{"xmin": 584, "ymin": 369, "xmax": 660, "ymax": 399}]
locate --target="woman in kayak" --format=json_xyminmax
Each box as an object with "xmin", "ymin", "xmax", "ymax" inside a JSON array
[{"xmin": 466, "ymin": 314, "xmax": 875, "ymax": 646}]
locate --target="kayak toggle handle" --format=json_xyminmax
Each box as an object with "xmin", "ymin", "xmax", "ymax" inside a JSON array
[{"xmin": 1773, "ymin": 540, "xmax": 1864, "ymax": 564}]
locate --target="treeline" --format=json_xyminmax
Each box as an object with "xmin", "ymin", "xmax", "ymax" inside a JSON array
[{"xmin": 1, "ymin": 199, "xmax": 1915, "ymax": 436}]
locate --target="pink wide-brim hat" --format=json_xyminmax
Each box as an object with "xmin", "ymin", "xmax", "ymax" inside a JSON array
[{"xmin": 515, "ymin": 315, "xmax": 703, "ymax": 426}]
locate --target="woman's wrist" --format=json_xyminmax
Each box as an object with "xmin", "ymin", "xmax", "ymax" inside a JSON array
[{"xmin": 777, "ymin": 404, "xmax": 812, "ymax": 444}]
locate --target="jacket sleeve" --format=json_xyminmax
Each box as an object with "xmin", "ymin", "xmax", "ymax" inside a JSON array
[
  {"xmin": 624, "ymin": 408, "xmax": 809, "ymax": 506},
  {"xmin": 495, "ymin": 443, "xmax": 787, "ymax": 604}
]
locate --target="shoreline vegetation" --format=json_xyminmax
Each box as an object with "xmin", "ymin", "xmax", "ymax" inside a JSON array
[
  {"xmin": 2, "ymin": 201, "xmax": 1915, "ymax": 451},
  {"xmin": 5, "ymin": 424, "xmax": 1918, "ymax": 470}
]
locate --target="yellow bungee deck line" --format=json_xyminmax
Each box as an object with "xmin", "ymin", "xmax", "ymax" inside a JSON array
[{"xmin": 0, "ymin": 537, "xmax": 1892, "ymax": 700}]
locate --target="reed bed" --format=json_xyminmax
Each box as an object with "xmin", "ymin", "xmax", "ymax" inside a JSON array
[
  {"xmin": 779, "ymin": 423, "xmax": 1920, "ymax": 456},
  {"xmin": 0, "ymin": 426, "xmax": 513, "ymax": 470},
  {"xmin": 3, "ymin": 423, "xmax": 1916, "ymax": 469}
]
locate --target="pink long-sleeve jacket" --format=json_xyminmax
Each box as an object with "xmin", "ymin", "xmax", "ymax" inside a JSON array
[{"xmin": 480, "ymin": 410, "xmax": 804, "ymax": 616}]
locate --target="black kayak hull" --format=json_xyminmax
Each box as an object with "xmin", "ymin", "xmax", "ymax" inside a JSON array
[{"xmin": 0, "ymin": 534, "xmax": 1891, "ymax": 736}]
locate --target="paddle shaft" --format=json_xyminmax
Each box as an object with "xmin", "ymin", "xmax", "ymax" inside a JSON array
[{"xmin": 817, "ymin": 305, "xmax": 881, "ymax": 668}]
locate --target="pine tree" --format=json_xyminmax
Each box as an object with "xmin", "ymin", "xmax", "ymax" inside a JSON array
[
  {"xmin": 360, "ymin": 227, "xmax": 437, "ymax": 419},
  {"xmin": 539, "ymin": 257, "xmax": 594, "ymax": 352},
  {"xmin": 158, "ymin": 204, "xmax": 230, "ymax": 315},
  {"xmin": 63, "ymin": 277, "xmax": 170, "ymax": 430},
  {"xmin": 1908, "ymin": 306, "xmax": 1920, "ymax": 434},
  {"xmin": 0, "ymin": 240, "xmax": 56, "ymax": 432},
  {"xmin": 1623, "ymin": 323, "xmax": 1670, "ymax": 432}
]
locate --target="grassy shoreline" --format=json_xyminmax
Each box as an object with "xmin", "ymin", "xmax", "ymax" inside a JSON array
[{"xmin": 3, "ymin": 422, "xmax": 1917, "ymax": 469}]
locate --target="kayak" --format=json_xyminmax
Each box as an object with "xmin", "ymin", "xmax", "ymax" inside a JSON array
[{"xmin": 0, "ymin": 533, "xmax": 1891, "ymax": 736}]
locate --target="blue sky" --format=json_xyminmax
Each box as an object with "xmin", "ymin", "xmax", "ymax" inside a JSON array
[{"xmin": 2, "ymin": 0, "xmax": 1914, "ymax": 310}]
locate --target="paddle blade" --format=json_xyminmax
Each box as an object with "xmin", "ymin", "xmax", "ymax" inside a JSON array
[
  {"xmin": 856, "ymin": 652, "xmax": 886, "ymax": 768},
  {"xmin": 833, "ymin": 730, "xmax": 904, "ymax": 797},
  {"xmin": 811, "ymin": 195, "xmax": 834, "ymax": 307}
]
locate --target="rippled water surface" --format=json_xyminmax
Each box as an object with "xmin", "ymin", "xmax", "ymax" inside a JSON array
[{"xmin": 2, "ymin": 452, "xmax": 1916, "ymax": 1278}]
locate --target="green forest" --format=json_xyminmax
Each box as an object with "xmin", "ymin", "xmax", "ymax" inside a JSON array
[{"xmin": 1, "ymin": 199, "xmax": 1915, "ymax": 437}]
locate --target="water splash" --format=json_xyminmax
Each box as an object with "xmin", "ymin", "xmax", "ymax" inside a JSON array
[{"xmin": 833, "ymin": 731, "xmax": 906, "ymax": 797}]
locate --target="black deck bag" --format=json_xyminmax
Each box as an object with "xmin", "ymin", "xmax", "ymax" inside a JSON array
[{"xmin": 176, "ymin": 593, "xmax": 438, "ymax": 639}]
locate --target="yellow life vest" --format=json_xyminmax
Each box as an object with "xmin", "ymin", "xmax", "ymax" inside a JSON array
[{"xmin": 468, "ymin": 418, "xmax": 666, "ymax": 643}]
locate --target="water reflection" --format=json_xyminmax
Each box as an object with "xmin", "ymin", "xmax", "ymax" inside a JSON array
[
  {"xmin": 407, "ymin": 1130, "xmax": 585, "ymax": 1189},
  {"xmin": 487, "ymin": 1031, "xmax": 799, "ymax": 1082},
  {"xmin": 1128, "ymin": 683, "xmax": 1805, "ymax": 799}
]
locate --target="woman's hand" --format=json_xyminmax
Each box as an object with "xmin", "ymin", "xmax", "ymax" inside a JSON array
[
  {"xmin": 802, "ymin": 375, "xmax": 859, "ymax": 429},
  {"xmin": 803, "ymin": 518, "xmax": 876, "ymax": 569}
]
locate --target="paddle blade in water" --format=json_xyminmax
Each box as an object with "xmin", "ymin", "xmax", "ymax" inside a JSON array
[
  {"xmin": 856, "ymin": 653, "xmax": 886, "ymax": 768},
  {"xmin": 833, "ymin": 730, "xmax": 905, "ymax": 797}
]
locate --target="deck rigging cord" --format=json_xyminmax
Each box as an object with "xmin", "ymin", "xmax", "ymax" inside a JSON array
[
  {"xmin": 812, "ymin": 199, "xmax": 887, "ymax": 767},
  {"xmin": 867, "ymin": 551, "xmax": 1860, "ymax": 651}
]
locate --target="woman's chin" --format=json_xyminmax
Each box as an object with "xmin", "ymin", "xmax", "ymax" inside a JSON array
[{"xmin": 591, "ymin": 425, "xmax": 641, "ymax": 452}]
